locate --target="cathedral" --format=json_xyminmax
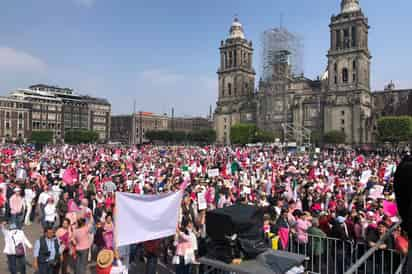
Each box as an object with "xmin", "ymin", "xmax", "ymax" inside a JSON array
[{"xmin": 214, "ymin": 0, "xmax": 412, "ymax": 145}]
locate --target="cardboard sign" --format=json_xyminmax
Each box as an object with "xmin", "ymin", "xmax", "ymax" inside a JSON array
[
  {"xmin": 369, "ymin": 185, "xmax": 384, "ymax": 200},
  {"xmin": 207, "ymin": 168, "xmax": 219, "ymax": 178},
  {"xmin": 360, "ymin": 170, "xmax": 372, "ymax": 185},
  {"xmin": 198, "ymin": 191, "xmax": 207, "ymax": 210}
]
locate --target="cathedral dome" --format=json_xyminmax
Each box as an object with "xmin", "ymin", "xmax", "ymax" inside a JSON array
[
  {"xmin": 229, "ymin": 17, "xmax": 245, "ymax": 39},
  {"xmin": 341, "ymin": 0, "xmax": 361, "ymax": 13}
]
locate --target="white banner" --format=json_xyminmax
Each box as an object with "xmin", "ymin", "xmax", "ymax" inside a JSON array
[
  {"xmin": 115, "ymin": 191, "xmax": 183, "ymax": 246},
  {"xmin": 207, "ymin": 168, "xmax": 219, "ymax": 178}
]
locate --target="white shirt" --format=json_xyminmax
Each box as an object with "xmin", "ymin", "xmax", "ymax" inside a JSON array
[
  {"xmin": 2, "ymin": 226, "xmax": 32, "ymax": 255},
  {"xmin": 44, "ymin": 204, "xmax": 57, "ymax": 222},
  {"xmin": 38, "ymin": 192, "xmax": 51, "ymax": 206},
  {"xmin": 24, "ymin": 189, "xmax": 36, "ymax": 204}
]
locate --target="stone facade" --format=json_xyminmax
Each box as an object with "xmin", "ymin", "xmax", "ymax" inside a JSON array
[{"xmin": 214, "ymin": 0, "xmax": 411, "ymax": 145}]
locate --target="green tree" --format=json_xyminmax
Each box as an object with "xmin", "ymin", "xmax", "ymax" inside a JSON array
[
  {"xmin": 65, "ymin": 129, "xmax": 99, "ymax": 144},
  {"xmin": 254, "ymin": 130, "xmax": 276, "ymax": 143},
  {"xmin": 31, "ymin": 131, "xmax": 54, "ymax": 144},
  {"xmin": 230, "ymin": 123, "xmax": 257, "ymax": 145},
  {"xmin": 145, "ymin": 130, "xmax": 159, "ymax": 142},
  {"xmin": 377, "ymin": 116, "xmax": 412, "ymax": 143},
  {"xmin": 324, "ymin": 130, "xmax": 346, "ymax": 144},
  {"xmin": 311, "ymin": 130, "xmax": 323, "ymax": 146}
]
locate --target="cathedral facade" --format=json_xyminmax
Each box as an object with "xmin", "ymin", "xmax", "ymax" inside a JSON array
[{"xmin": 214, "ymin": 0, "xmax": 410, "ymax": 145}]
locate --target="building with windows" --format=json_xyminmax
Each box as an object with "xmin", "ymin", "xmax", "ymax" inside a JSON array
[
  {"xmin": 110, "ymin": 112, "xmax": 212, "ymax": 144},
  {"xmin": 0, "ymin": 97, "xmax": 31, "ymax": 142},
  {"xmin": 214, "ymin": 0, "xmax": 412, "ymax": 145},
  {"xmin": 5, "ymin": 84, "xmax": 111, "ymax": 142}
]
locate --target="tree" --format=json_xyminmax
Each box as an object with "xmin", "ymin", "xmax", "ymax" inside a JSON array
[
  {"xmin": 31, "ymin": 131, "xmax": 54, "ymax": 145},
  {"xmin": 65, "ymin": 129, "xmax": 99, "ymax": 144},
  {"xmin": 311, "ymin": 130, "xmax": 323, "ymax": 146},
  {"xmin": 254, "ymin": 130, "xmax": 276, "ymax": 143},
  {"xmin": 377, "ymin": 116, "xmax": 412, "ymax": 144},
  {"xmin": 230, "ymin": 123, "xmax": 257, "ymax": 145},
  {"xmin": 324, "ymin": 130, "xmax": 346, "ymax": 144}
]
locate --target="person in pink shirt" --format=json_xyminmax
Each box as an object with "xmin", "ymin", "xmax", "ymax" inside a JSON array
[
  {"xmin": 72, "ymin": 218, "xmax": 92, "ymax": 274},
  {"xmin": 9, "ymin": 187, "xmax": 25, "ymax": 229},
  {"xmin": 294, "ymin": 211, "xmax": 312, "ymax": 246}
]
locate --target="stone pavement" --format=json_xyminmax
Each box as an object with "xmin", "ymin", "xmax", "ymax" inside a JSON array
[{"xmin": 0, "ymin": 221, "xmax": 174, "ymax": 274}]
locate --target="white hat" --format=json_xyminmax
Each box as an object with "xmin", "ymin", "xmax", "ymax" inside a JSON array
[{"xmin": 14, "ymin": 187, "xmax": 21, "ymax": 192}]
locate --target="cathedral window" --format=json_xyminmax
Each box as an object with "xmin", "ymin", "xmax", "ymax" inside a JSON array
[
  {"xmin": 343, "ymin": 28, "xmax": 350, "ymax": 49},
  {"xmin": 336, "ymin": 30, "xmax": 341, "ymax": 49},
  {"xmin": 229, "ymin": 52, "xmax": 232, "ymax": 67},
  {"xmin": 224, "ymin": 52, "xmax": 228, "ymax": 69},
  {"xmin": 228, "ymin": 83, "xmax": 232, "ymax": 96},
  {"xmin": 352, "ymin": 26, "xmax": 357, "ymax": 47},
  {"xmin": 342, "ymin": 68, "xmax": 349, "ymax": 83},
  {"xmin": 233, "ymin": 50, "xmax": 237, "ymax": 66},
  {"xmin": 352, "ymin": 60, "xmax": 357, "ymax": 82}
]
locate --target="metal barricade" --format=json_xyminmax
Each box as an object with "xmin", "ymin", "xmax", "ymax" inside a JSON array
[{"xmin": 286, "ymin": 227, "xmax": 405, "ymax": 274}]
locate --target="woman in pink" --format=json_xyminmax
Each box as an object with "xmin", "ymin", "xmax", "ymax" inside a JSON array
[
  {"xmin": 72, "ymin": 218, "xmax": 92, "ymax": 274},
  {"xmin": 174, "ymin": 219, "xmax": 193, "ymax": 274},
  {"xmin": 295, "ymin": 211, "xmax": 311, "ymax": 245},
  {"xmin": 103, "ymin": 214, "xmax": 114, "ymax": 250},
  {"xmin": 104, "ymin": 193, "xmax": 114, "ymax": 213},
  {"xmin": 56, "ymin": 218, "xmax": 73, "ymax": 274}
]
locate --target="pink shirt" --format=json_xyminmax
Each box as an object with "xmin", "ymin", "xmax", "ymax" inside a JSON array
[
  {"xmin": 73, "ymin": 224, "xmax": 92, "ymax": 251},
  {"xmin": 295, "ymin": 219, "xmax": 311, "ymax": 244},
  {"xmin": 9, "ymin": 194, "xmax": 24, "ymax": 215}
]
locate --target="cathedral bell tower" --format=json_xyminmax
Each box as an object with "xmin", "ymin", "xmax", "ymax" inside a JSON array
[
  {"xmin": 214, "ymin": 17, "xmax": 256, "ymax": 144},
  {"xmin": 324, "ymin": 0, "xmax": 373, "ymax": 144},
  {"xmin": 217, "ymin": 17, "xmax": 255, "ymax": 101},
  {"xmin": 328, "ymin": 0, "xmax": 371, "ymax": 92}
]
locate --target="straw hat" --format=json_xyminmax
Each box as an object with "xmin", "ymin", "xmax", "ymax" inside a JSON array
[{"xmin": 97, "ymin": 249, "xmax": 114, "ymax": 269}]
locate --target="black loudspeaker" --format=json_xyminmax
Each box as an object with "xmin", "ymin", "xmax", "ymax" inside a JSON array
[
  {"xmin": 394, "ymin": 155, "xmax": 412, "ymax": 235},
  {"xmin": 206, "ymin": 204, "xmax": 266, "ymax": 262}
]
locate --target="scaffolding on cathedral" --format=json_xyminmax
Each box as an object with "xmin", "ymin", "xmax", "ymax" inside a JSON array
[{"xmin": 261, "ymin": 27, "xmax": 304, "ymax": 81}]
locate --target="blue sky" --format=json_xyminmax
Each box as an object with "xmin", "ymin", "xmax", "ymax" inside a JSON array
[{"xmin": 0, "ymin": 0, "xmax": 411, "ymax": 116}]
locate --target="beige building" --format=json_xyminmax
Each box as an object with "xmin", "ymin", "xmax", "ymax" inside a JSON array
[
  {"xmin": 0, "ymin": 97, "xmax": 31, "ymax": 142},
  {"xmin": 7, "ymin": 84, "xmax": 111, "ymax": 142}
]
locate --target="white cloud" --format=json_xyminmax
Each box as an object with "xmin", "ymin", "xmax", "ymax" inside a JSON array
[
  {"xmin": 0, "ymin": 47, "xmax": 47, "ymax": 72},
  {"xmin": 73, "ymin": 0, "xmax": 95, "ymax": 8}
]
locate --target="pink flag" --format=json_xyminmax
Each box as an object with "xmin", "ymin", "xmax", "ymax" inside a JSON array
[
  {"xmin": 383, "ymin": 200, "xmax": 398, "ymax": 217},
  {"xmin": 278, "ymin": 227, "xmax": 290, "ymax": 249},
  {"xmin": 63, "ymin": 168, "xmax": 78, "ymax": 186}
]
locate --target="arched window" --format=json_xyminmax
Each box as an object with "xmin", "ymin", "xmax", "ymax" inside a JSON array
[
  {"xmin": 333, "ymin": 63, "xmax": 338, "ymax": 84},
  {"xmin": 342, "ymin": 68, "xmax": 348, "ymax": 83},
  {"xmin": 228, "ymin": 83, "xmax": 232, "ymax": 96}
]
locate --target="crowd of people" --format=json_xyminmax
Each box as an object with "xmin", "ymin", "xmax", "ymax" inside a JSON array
[{"xmin": 0, "ymin": 144, "xmax": 408, "ymax": 274}]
